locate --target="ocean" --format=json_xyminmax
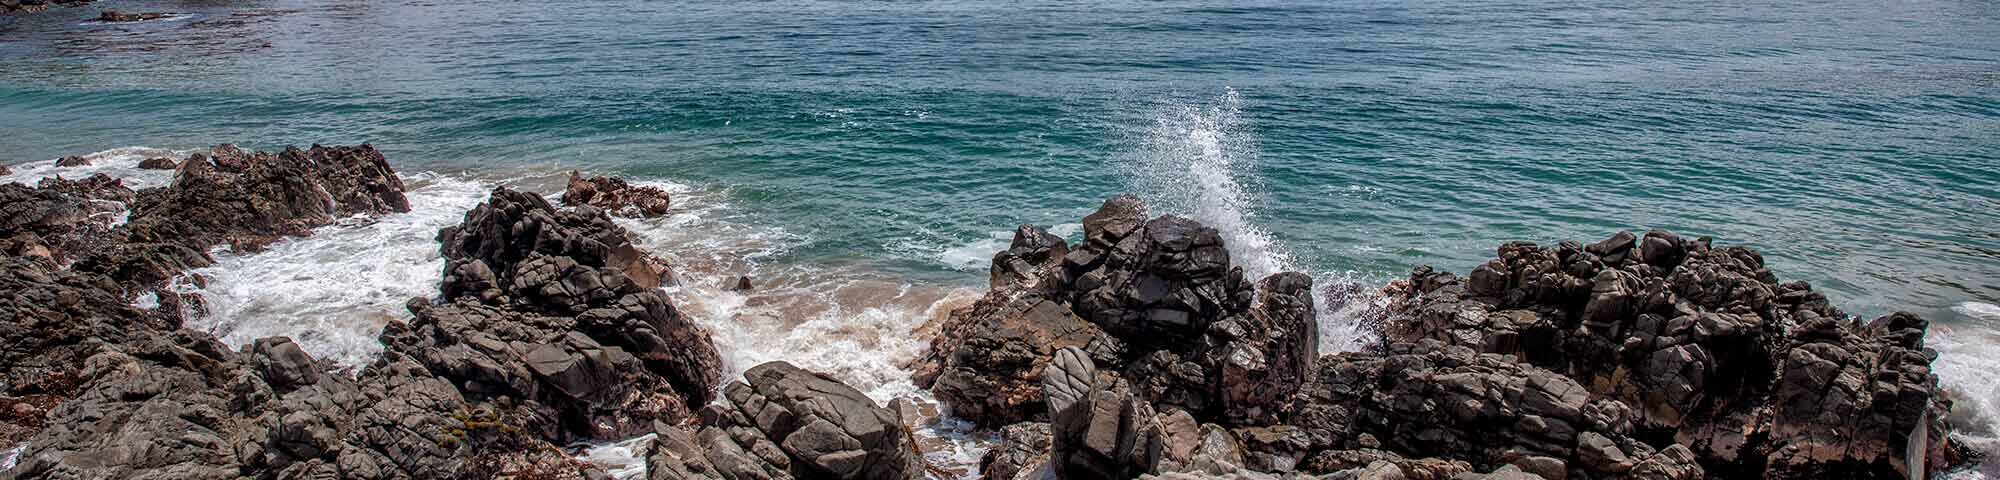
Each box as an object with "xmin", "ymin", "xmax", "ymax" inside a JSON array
[{"xmin": 2, "ymin": 0, "xmax": 1996, "ymax": 476}]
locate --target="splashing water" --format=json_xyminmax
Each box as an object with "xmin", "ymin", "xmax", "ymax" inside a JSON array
[
  {"xmin": 1119, "ymin": 90, "xmax": 1378, "ymax": 353},
  {"xmin": 175, "ymin": 173, "xmax": 491, "ymax": 371}
]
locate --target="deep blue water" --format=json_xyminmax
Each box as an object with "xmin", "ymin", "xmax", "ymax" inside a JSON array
[{"xmin": 2, "ymin": 0, "xmax": 1997, "ymax": 316}]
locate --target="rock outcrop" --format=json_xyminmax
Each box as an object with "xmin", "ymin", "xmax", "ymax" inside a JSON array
[
  {"xmin": 563, "ymin": 171, "xmax": 672, "ymax": 218},
  {"xmin": 1387, "ymin": 231, "xmax": 1961, "ymax": 479},
  {"xmin": 915, "ymin": 196, "xmax": 1318, "ymax": 429},
  {"xmin": 914, "ymin": 196, "xmax": 1966, "ymax": 480},
  {"xmin": 64, "ymin": 144, "xmax": 410, "ymax": 289},
  {"xmin": 1, "ymin": 148, "xmax": 733, "ymax": 480}
]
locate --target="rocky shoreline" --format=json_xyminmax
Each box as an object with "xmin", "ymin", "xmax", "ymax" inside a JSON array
[{"xmin": 0, "ymin": 145, "xmax": 1980, "ymax": 479}]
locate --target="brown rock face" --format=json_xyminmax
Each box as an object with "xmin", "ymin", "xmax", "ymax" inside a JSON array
[{"xmin": 562, "ymin": 170, "xmax": 672, "ymax": 218}]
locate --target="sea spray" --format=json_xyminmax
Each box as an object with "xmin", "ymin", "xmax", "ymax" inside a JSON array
[{"xmin": 1119, "ymin": 90, "xmax": 1380, "ymax": 352}]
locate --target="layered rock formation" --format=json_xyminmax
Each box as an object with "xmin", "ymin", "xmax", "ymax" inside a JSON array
[
  {"xmin": 916, "ymin": 196, "xmax": 1967, "ymax": 480},
  {"xmin": 646, "ymin": 361, "xmax": 921, "ymax": 480}
]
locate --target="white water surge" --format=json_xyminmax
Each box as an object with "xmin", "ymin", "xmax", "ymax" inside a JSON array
[
  {"xmin": 1120, "ymin": 90, "xmax": 1383, "ymax": 353},
  {"xmin": 174, "ymin": 172, "xmax": 490, "ymax": 371},
  {"xmin": 0, "ymin": 147, "xmax": 181, "ymax": 190}
]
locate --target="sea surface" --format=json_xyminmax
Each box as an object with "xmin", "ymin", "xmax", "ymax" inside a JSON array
[{"xmin": 2, "ymin": 0, "xmax": 1997, "ymax": 477}]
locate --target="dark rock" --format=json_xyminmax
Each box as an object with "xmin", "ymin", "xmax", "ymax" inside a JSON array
[
  {"xmin": 433, "ymin": 187, "xmax": 719, "ymax": 412},
  {"xmin": 563, "ymin": 170, "xmax": 671, "ymax": 218},
  {"xmin": 1288, "ymin": 343, "xmax": 1701, "ymax": 479},
  {"xmin": 73, "ymin": 144, "xmax": 409, "ymax": 288},
  {"xmin": 1381, "ymin": 230, "xmax": 1960, "ymax": 479},
  {"xmin": 918, "ymin": 195, "xmax": 1318, "ymax": 430},
  {"xmin": 1045, "ymin": 346, "xmax": 1168, "ymax": 479},
  {"xmin": 727, "ymin": 275, "xmax": 753, "ymax": 292},
  {"xmin": 0, "ymin": 176, "xmax": 131, "ymax": 264},
  {"xmin": 53, "ymin": 155, "xmax": 87, "ymax": 167},
  {"xmin": 135, "ymin": 156, "xmax": 177, "ymax": 170},
  {"xmin": 96, "ymin": 10, "xmax": 164, "ymax": 22},
  {"xmin": 992, "ymin": 224, "xmax": 1069, "ymax": 291}
]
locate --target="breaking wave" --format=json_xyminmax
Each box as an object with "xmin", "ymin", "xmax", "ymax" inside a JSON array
[{"xmin": 1118, "ymin": 90, "xmax": 1379, "ymax": 353}]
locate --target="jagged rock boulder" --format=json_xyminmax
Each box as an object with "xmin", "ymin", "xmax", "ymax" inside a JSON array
[
  {"xmin": 914, "ymin": 292, "xmax": 1111, "ymax": 428},
  {"xmin": 563, "ymin": 171, "xmax": 671, "ymax": 218},
  {"xmin": 433, "ymin": 187, "xmax": 718, "ymax": 409},
  {"xmin": 1045, "ymin": 346, "xmax": 1169, "ymax": 479},
  {"xmin": 918, "ymin": 195, "xmax": 1317, "ymax": 428},
  {"xmin": 661, "ymin": 361, "xmax": 917, "ymax": 480},
  {"xmin": 992, "ymin": 224, "xmax": 1069, "ymax": 291}
]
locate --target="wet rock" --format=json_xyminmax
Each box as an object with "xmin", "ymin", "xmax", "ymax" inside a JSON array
[
  {"xmin": 96, "ymin": 10, "xmax": 164, "ymax": 22},
  {"xmin": 727, "ymin": 275, "xmax": 753, "ymax": 292},
  {"xmin": 563, "ymin": 171, "xmax": 671, "ymax": 218},
  {"xmin": 135, "ymin": 156, "xmax": 177, "ymax": 170},
  {"xmin": 53, "ymin": 155, "xmax": 87, "ymax": 167},
  {"xmin": 0, "ymin": 177, "xmax": 129, "ymax": 263}
]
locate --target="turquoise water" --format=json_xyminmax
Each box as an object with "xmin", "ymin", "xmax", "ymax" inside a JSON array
[{"xmin": 2, "ymin": 0, "xmax": 1996, "ymax": 315}]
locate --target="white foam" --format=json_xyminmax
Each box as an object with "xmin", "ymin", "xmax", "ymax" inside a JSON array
[
  {"xmin": 614, "ymin": 184, "xmax": 994, "ymax": 476},
  {"xmin": 573, "ymin": 434, "xmax": 655, "ymax": 479},
  {"xmin": 0, "ymin": 147, "xmax": 181, "ymax": 191},
  {"xmin": 178, "ymin": 173, "xmax": 489, "ymax": 371},
  {"xmin": 1935, "ymin": 302, "xmax": 2000, "ymax": 469},
  {"xmin": 1, "ymin": 443, "xmax": 23, "ymax": 471}
]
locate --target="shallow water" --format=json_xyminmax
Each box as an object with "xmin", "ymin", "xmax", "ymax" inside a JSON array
[{"xmin": 3, "ymin": 0, "xmax": 1997, "ymax": 476}]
